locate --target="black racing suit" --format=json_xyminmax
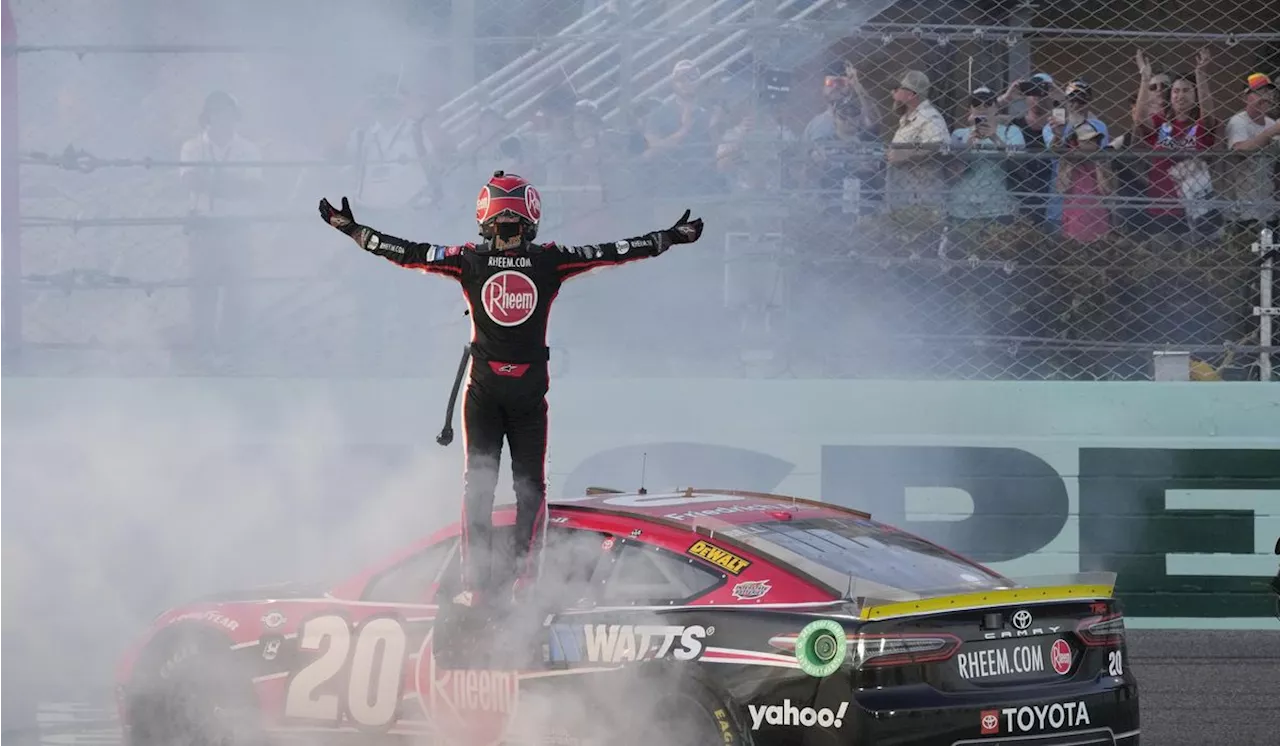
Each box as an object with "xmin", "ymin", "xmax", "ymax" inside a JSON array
[{"xmin": 346, "ymin": 223, "xmax": 681, "ymax": 594}]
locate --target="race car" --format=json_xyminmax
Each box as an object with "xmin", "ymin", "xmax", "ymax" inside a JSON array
[{"xmin": 116, "ymin": 488, "xmax": 1139, "ymax": 746}]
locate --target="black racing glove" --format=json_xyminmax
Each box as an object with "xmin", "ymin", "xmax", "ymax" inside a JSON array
[
  {"xmin": 665, "ymin": 209, "xmax": 704, "ymax": 245},
  {"xmin": 319, "ymin": 196, "xmax": 359, "ymax": 237}
]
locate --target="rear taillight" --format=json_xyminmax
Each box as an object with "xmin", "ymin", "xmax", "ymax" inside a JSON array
[
  {"xmin": 849, "ymin": 633, "xmax": 962, "ymax": 668},
  {"xmin": 768, "ymin": 630, "xmax": 961, "ymax": 670},
  {"xmin": 1076, "ymin": 613, "xmax": 1125, "ymax": 646}
]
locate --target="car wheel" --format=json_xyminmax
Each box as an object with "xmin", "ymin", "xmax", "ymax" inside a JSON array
[
  {"xmin": 622, "ymin": 688, "xmax": 748, "ymax": 746},
  {"xmin": 126, "ymin": 634, "xmax": 263, "ymax": 746}
]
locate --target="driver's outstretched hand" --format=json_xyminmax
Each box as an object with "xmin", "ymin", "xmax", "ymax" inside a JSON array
[
  {"xmin": 667, "ymin": 209, "xmax": 704, "ymax": 244},
  {"xmin": 319, "ymin": 196, "xmax": 357, "ymax": 234}
]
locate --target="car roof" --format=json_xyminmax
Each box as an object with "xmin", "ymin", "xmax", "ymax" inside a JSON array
[
  {"xmin": 332, "ymin": 488, "xmax": 873, "ymax": 600},
  {"xmin": 548, "ymin": 487, "xmax": 872, "ymax": 529}
]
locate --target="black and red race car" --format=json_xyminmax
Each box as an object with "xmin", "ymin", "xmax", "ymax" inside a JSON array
[{"xmin": 116, "ymin": 488, "xmax": 1140, "ymax": 746}]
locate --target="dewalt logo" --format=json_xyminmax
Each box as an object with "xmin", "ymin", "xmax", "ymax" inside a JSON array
[{"xmin": 686, "ymin": 540, "xmax": 752, "ymax": 575}]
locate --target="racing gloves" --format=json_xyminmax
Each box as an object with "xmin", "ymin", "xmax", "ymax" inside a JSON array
[
  {"xmin": 320, "ymin": 196, "xmax": 383, "ymax": 252},
  {"xmin": 665, "ymin": 209, "xmax": 704, "ymax": 245},
  {"xmin": 319, "ymin": 196, "xmax": 359, "ymax": 238}
]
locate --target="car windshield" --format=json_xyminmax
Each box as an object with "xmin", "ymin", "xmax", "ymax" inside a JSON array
[{"xmin": 718, "ymin": 516, "xmax": 1012, "ymax": 598}]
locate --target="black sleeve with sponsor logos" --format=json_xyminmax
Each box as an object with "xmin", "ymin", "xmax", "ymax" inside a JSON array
[
  {"xmin": 547, "ymin": 230, "xmax": 673, "ymax": 280},
  {"xmin": 349, "ymin": 224, "xmax": 467, "ymax": 280}
]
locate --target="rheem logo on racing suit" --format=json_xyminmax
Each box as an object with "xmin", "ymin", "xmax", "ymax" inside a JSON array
[
  {"xmin": 482, "ymin": 270, "xmax": 538, "ymax": 327},
  {"xmin": 546, "ymin": 624, "xmax": 711, "ymax": 663}
]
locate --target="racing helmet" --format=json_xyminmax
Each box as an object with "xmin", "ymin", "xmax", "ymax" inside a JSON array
[{"xmin": 476, "ymin": 170, "xmax": 541, "ymax": 241}]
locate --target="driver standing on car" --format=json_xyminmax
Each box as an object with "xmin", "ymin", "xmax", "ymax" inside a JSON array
[{"xmin": 319, "ymin": 171, "xmax": 704, "ymax": 608}]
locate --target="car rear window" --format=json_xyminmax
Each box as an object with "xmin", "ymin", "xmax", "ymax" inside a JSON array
[{"xmin": 725, "ymin": 517, "xmax": 1008, "ymax": 595}]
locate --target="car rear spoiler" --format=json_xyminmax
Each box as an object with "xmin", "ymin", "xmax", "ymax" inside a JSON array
[{"xmin": 856, "ymin": 573, "xmax": 1118, "ymax": 622}]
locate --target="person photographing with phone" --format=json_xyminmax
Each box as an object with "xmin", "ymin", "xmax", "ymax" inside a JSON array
[
  {"xmin": 1001, "ymin": 73, "xmax": 1061, "ymax": 223},
  {"xmin": 945, "ymin": 86, "xmax": 1026, "ymax": 234}
]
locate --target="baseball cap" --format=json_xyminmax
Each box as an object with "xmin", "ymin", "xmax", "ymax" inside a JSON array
[
  {"xmin": 1246, "ymin": 72, "xmax": 1276, "ymax": 92},
  {"xmin": 1065, "ymin": 80, "xmax": 1091, "ymax": 99},
  {"xmin": 673, "ymin": 59, "xmax": 700, "ymax": 79},
  {"xmin": 970, "ymin": 86, "xmax": 998, "ymax": 105},
  {"xmin": 897, "ymin": 70, "xmax": 930, "ymax": 96}
]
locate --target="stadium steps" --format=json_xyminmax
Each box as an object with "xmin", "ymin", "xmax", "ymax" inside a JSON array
[{"xmin": 435, "ymin": 0, "xmax": 901, "ymax": 147}]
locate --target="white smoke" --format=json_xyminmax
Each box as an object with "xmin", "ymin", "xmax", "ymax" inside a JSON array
[{"xmin": 3, "ymin": 7, "xmax": 717, "ymax": 746}]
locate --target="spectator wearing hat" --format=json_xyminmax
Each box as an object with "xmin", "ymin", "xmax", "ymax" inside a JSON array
[
  {"xmin": 178, "ymin": 90, "xmax": 264, "ymax": 357},
  {"xmin": 1223, "ymin": 72, "xmax": 1280, "ymax": 231},
  {"xmin": 343, "ymin": 73, "xmax": 443, "ymax": 221},
  {"xmin": 1056, "ymin": 122, "xmax": 1114, "ymax": 244},
  {"xmin": 804, "ymin": 63, "xmax": 881, "ymax": 143},
  {"xmin": 1132, "ymin": 48, "xmax": 1220, "ymax": 237},
  {"xmin": 1000, "ymin": 72, "xmax": 1060, "ymax": 222},
  {"xmin": 1043, "ymin": 79, "xmax": 1109, "ymax": 226},
  {"xmin": 643, "ymin": 59, "xmax": 718, "ymax": 196},
  {"xmin": 946, "ymin": 86, "xmax": 1025, "ymax": 227},
  {"xmin": 886, "ymin": 69, "xmax": 950, "ymax": 211},
  {"xmin": 805, "ymin": 64, "xmax": 883, "ymax": 217}
]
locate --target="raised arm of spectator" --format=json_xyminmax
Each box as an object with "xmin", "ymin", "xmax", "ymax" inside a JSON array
[
  {"xmin": 844, "ymin": 65, "xmax": 883, "ymax": 136},
  {"xmin": 1132, "ymin": 49, "xmax": 1156, "ymax": 134},
  {"xmin": 1195, "ymin": 48, "xmax": 1217, "ymax": 128}
]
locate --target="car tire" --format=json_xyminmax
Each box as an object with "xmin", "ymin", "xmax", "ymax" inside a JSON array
[
  {"xmin": 125, "ymin": 632, "xmax": 264, "ymax": 746},
  {"xmin": 618, "ymin": 686, "xmax": 749, "ymax": 746}
]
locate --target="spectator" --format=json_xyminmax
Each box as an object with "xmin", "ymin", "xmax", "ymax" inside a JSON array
[
  {"xmin": 1223, "ymin": 73, "xmax": 1280, "ymax": 232},
  {"xmin": 1057, "ymin": 122, "xmax": 1114, "ymax": 244},
  {"xmin": 804, "ymin": 64, "xmax": 881, "ymax": 143},
  {"xmin": 806, "ymin": 86, "xmax": 882, "ymax": 218},
  {"xmin": 526, "ymin": 84, "xmax": 581, "ymax": 215},
  {"xmin": 716, "ymin": 89, "xmax": 799, "ymax": 194},
  {"xmin": 643, "ymin": 59, "xmax": 718, "ymax": 195},
  {"xmin": 885, "ymin": 70, "xmax": 949, "ymax": 210},
  {"xmin": 1132, "ymin": 49, "xmax": 1219, "ymax": 237},
  {"xmin": 999, "ymin": 72, "xmax": 1059, "ymax": 223},
  {"xmin": 466, "ymin": 107, "xmax": 527, "ymax": 181},
  {"xmin": 566, "ymin": 100, "xmax": 607, "ymax": 208},
  {"xmin": 1146, "ymin": 72, "xmax": 1172, "ymax": 120},
  {"xmin": 344, "ymin": 74, "xmax": 443, "ymax": 217},
  {"xmin": 1044, "ymin": 80, "xmax": 1109, "ymax": 225},
  {"xmin": 1108, "ymin": 94, "xmax": 1152, "ymax": 235},
  {"xmin": 178, "ymin": 90, "xmax": 264, "ymax": 357},
  {"xmin": 947, "ymin": 86, "xmax": 1025, "ymax": 227}
]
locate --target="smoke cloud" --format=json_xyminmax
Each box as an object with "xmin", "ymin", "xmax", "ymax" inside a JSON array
[{"xmin": 4, "ymin": 10, "xmax": 715, "ymax": 746}]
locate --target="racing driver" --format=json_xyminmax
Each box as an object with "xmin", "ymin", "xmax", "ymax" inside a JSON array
[{"xmin": 318, "ymin": 171, "xmax": 704, "ymax": 608}]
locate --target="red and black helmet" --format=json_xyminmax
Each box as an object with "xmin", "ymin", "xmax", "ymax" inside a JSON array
[{"xmin": 476, "ymin": 170, "xmax": 541, "ymax": 241}]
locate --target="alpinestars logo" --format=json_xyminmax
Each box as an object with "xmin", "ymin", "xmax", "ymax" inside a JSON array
[{"xmin": 748, "ymin": 700, "xmax": 849, "ymax": 730}]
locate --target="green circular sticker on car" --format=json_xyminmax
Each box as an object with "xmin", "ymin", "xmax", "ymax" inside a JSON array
[{"xmin": 795, "ymin": 619, "xmax": 847, "ymax": 678}]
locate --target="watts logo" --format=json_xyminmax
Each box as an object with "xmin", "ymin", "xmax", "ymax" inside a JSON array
[{"xmin": 686, "ymin": 540, "xmax": 752, "ymax": 575}]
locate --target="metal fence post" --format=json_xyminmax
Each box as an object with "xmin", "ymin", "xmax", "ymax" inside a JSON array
[{"xmin": 2, "ymin": 0, "xmax": 20, "ymax": 372}]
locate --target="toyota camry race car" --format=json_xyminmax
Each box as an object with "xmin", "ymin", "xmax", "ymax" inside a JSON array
[{"xmin": 116, "ymin": 488, "xmax": 1139, "ymax": 746}]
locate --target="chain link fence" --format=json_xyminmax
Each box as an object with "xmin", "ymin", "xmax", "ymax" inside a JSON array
[{"xmin": 5, "ymin": 0, "xmax": 1279, "ymax": 380}]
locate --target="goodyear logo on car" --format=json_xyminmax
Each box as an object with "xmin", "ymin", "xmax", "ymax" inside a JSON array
[{"xmin": 686, "ymin": 540, "xmax": 751, "ymax": 575}]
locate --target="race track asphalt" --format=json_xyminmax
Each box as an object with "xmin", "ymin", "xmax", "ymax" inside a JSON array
[
  {"xmin": 6, "ymin": 630, "xmax": 1279, "ymax": 746},
  {"xmin": 1128, "ymin": 630, "xmax": 1280, "ymax": 746}
]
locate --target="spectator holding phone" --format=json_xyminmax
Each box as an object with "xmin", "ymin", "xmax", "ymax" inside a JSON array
[
  {"xmin": 1044, "ymin": 80, "xmax": 1110, "ymax": 226},
  {"xmin": 1000, "ymin": 73, "xmax": 1060, "ymax": 223},
  {"xmin": 947, "ymin": 86, "xmax": 1025, "ymax": 228}
]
